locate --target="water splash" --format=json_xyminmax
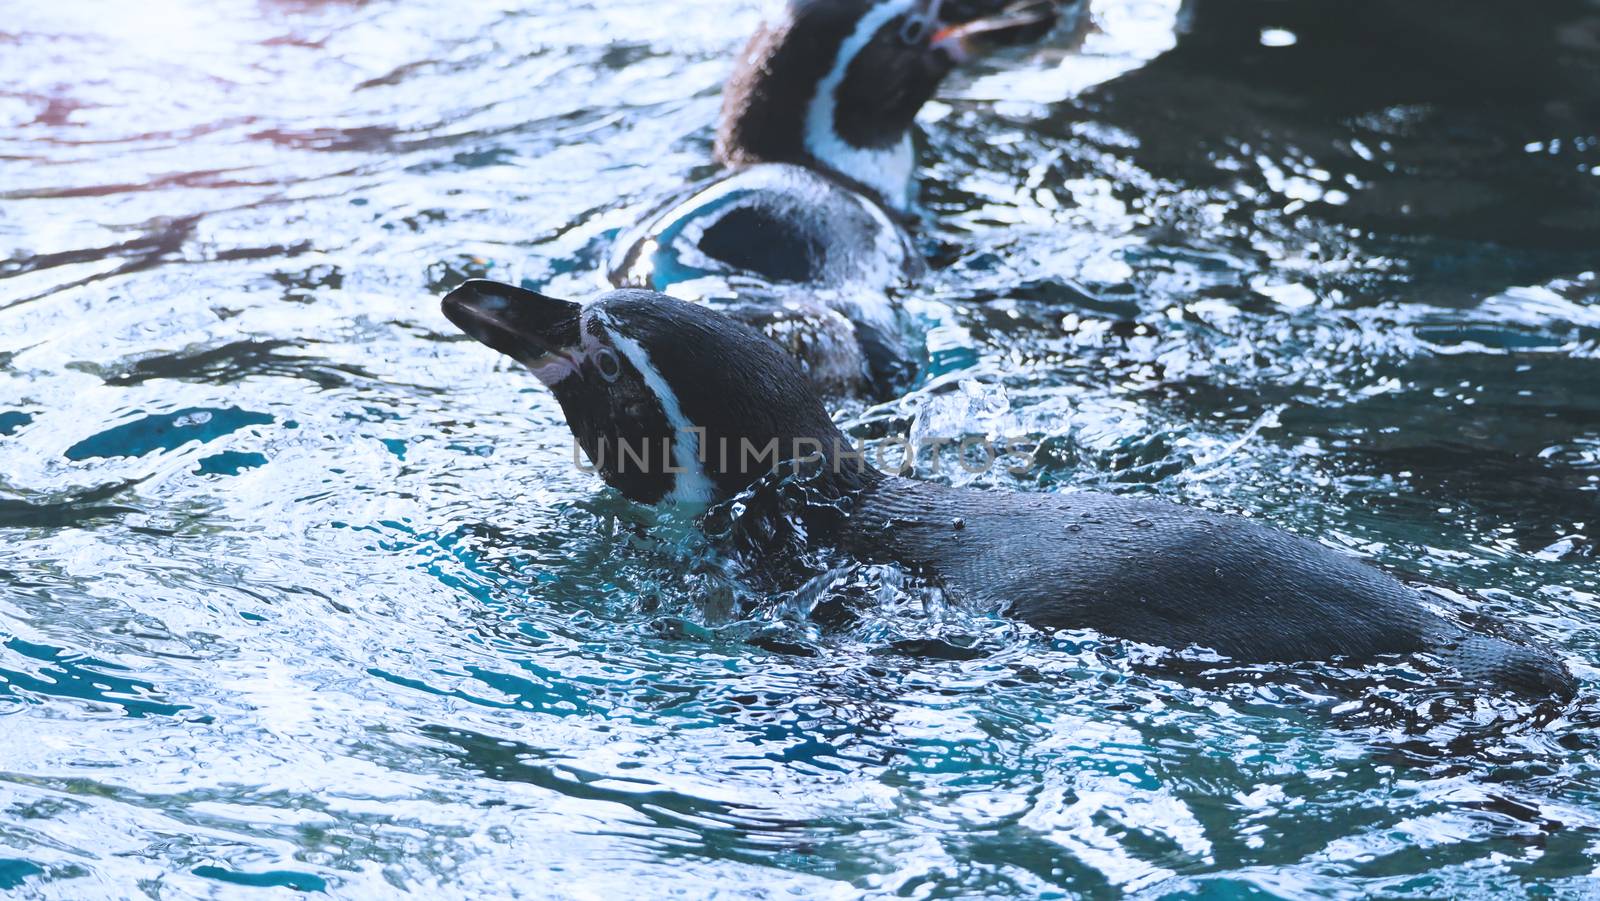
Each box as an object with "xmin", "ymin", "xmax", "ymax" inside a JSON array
[{"xmin": 2, "ymin": 0, "xmax": 1598, "ymax": 895}]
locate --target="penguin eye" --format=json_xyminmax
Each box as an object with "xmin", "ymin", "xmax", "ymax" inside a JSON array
[
  {"xmin": 899, "ymin": 16, "xmax": 930, "ymax": 45},
  {"xmin": 594, "ymin": 347, "xmax": 623, "ymax": 383}
]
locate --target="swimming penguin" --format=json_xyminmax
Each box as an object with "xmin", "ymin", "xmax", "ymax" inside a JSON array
[
  {"xmin": 607, "ymin": 0, "xmax": 1074, "ymax": 394},
  {"xmin": 441, "ymin": 278, "xmax": 1578, "ymax": 700}
]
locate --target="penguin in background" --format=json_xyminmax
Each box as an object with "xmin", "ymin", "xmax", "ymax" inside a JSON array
[{"xmin": 608, "ymin": 0, "xmax": 1082, "ymax": 396}]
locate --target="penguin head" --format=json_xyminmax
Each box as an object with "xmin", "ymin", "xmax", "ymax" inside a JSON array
[
  {"xmin": 442, "ymin": 279, "xmax": 860, "ymax": 506},
  {"xmin": 716, "ymin": 0, "xmax": 1070, "ymax": 209}
]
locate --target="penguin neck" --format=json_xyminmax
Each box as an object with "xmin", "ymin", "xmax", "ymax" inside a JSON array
[
  {"xmin": 801, "ymin": 110, "xmax": 916, "ymax": 213},
  {"xmin": 715, "ymin": 8, "xmax": 923, "ymax": 212}
]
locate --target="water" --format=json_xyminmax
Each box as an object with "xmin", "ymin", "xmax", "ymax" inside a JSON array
[{"xmin": 3, "ymin": 0, "xmax": 1599, "ymax": 896}]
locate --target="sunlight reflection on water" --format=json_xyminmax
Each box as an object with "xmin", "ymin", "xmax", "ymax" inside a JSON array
[{"xmin": 2, "ymin": 0, "xmax": 1599, "ymax": 896}]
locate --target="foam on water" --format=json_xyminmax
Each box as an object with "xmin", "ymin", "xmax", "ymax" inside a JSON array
[{"xmin": 2, "ymin": 0, "xmax": 1599, "ymax": 896}]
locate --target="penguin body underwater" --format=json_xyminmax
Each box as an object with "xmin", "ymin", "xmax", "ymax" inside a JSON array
[
  {"xmin": 608, "ymin": 0, "xmax": 1074, "ymax": 395},
  {"xmin": 440, "ymin": 279, "xmax": 1577, "ymax": 701}
]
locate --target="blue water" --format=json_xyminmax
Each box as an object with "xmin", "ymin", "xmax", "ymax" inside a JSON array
[{"xmin": 3, "ymin": 0, "xmax": 1599, "ymax": 897}]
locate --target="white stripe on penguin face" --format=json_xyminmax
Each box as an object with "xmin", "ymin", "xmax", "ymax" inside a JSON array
[
  {"xmin": 803, "ymin": 0, "xmax": 920, "ymax": 210},
  {"xmin": 587, "ymin": 307, "xmax": 717, "ymax": 506}
]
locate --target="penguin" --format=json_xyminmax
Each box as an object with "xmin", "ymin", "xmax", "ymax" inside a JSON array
[
  {"xmin": 440, "ymin": 278, "xmax": 1578, "ymax": 701},
  {"xmin": 606, "ymin": 0, "xmax": 1074, "ymax": 395}
]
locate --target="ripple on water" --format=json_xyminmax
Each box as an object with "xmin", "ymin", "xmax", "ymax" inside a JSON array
[{"xmin": 1, "ymin": 0, "xmax": 1599, "ymax": 896}]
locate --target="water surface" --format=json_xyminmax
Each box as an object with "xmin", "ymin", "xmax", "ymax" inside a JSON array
[{"xmin": 2, "ymin": 0, "xmax": 1599, "ymax": 896}]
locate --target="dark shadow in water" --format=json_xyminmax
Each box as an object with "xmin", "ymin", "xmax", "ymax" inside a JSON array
[
  {"xmin": 0, "ymin": 216, "xmax": 198, "ymax": 282},
  {"xmin": 0, "ymin": 214, "xmax": 314, "ymax": 311},
  {"xmin": 90, "ymin": 339, "xmax": 378, "ymax": 392},
  {"xmin": 0, "ymin": 411, "xmax": 33, "ymax": 436},
  {"xmin": 0, "ymin": 479, "xmax": 143, "ymax": 529},
  {"xmin": 0, "ymin": 168, "xmax": 279, "ymax": 201},
  {"xmin": 420, "ymin": 724, "xmax": 822, "ymax": 866},
  {"xmin": 63, "ymin": 407, "xmax": 274, "ymax": 461},
  {"xmin": 0, "ymin": 636, "xmax": 189, "ymax": 718},
  {"xmin": 1074, "ymin": 0, "xmax": 1600, "ymax": 273}
]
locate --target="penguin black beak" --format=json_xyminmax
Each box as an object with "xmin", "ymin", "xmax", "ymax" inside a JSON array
[
  {"xmin": 441, "ymin": 279, "xmax": 582, "ymax": 366},
  {"xmin": 932, "ymin": 0, "xmax": 1067, "ymax": 61}
]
